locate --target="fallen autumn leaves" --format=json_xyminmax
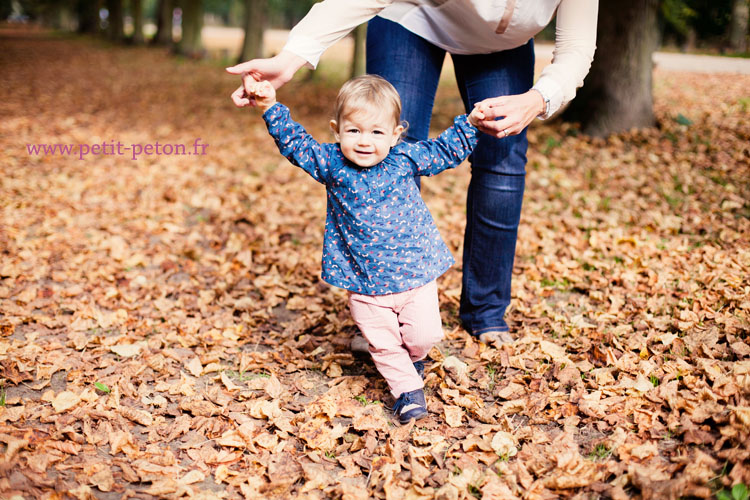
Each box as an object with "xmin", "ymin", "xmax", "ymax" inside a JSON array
[{"xmin": 0, "ymin": 27, "xmax": 749, "ymax": 499}]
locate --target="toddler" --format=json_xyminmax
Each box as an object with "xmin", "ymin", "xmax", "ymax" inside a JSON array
[{"xmin": 243, "ymin": 75, "xmax": 484, "ymax": 423}]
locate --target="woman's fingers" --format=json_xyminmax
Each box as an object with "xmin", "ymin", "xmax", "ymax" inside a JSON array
[
  {"xmin": 477, "ymin": 117, "xmax": 516, "ymax": 138},
  {"xmin": 477, "ymin": 97, "xmax": 508, "ymax": 119},
  {"xmin": 473, "ymin": 92, "xmax": 541, "ymax": 138},
  {"xmin": 225, "ymin": 60, "xmax": 258, "ymax": 75}
]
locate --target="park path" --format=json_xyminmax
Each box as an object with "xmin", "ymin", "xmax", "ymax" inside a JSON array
[{"xmin": 204, "ymin": 26, "xmax": 750, "ymax": 75}]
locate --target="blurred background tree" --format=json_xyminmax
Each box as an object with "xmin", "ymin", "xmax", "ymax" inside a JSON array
[
  {"xmin": 238, "ymin": 0, "xmax": 266, "ymax": 62},
  {"xmin": 564, "ymin": 0, "xmax": 748, "ymax": 136}
]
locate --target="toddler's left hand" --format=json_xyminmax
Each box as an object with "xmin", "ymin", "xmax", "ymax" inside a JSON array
[{"xmin": 468, "ymin": 104, "xmax": 487, "ymax": 129}]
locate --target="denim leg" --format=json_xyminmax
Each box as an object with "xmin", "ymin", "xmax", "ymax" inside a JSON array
[
  {"xmin": 366, "ymin": 16, "xmax": 445, "ymax": 142},
  {"xmin": 367, "ymin": 16, "xmax": 446, "ymax": 189},
  {"xmin": 452, "ymin": 41, "xmax": 535, "ymax": 335}
]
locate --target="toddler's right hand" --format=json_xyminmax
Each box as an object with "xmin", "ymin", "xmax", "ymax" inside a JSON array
[{"xmin": 233, "ymin": 79, "xmax": 277, "ymax": 112}]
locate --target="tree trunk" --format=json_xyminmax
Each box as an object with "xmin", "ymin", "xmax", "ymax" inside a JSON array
[
  {"xmin": 131, "ymin": 0, "xmax": 144, "ymax": 44},
  {"xmin": 238, "ymin": 0, "xmax": 266, "ymax": 63},
  {"xmin": 351, "ymin": 23, "xmax": 367, "ymax": 78},
  {"xmin": 175, "ymin": 0, "xmax": 203, "ymax": 58},
  {"xmin": 77, "ymin": 0, "xmax": 100, "ymax": 34},
  {"xmin": 106, "ymin": 0, "xmax": 124, "ymax": 42},
  {"xmin": 730, "ymin": 0, "xmax": 749, "ymax": 53},
  {"xmin": 154, "ymin": 0, "xmax": 173, "ymax": 45},
  {"xmin": 562, "ymin": 0, "xmax": 659, "ymax": 137}
]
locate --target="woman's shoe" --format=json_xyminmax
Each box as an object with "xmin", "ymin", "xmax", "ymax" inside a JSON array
[{"xmin": 392, "ymin": 388, "xmax": 428, "ymax": 424}]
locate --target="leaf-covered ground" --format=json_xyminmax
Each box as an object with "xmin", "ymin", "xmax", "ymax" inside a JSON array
[{"xmin": 1, "ymin": 26, "xmax": 749, "ymax": 499}]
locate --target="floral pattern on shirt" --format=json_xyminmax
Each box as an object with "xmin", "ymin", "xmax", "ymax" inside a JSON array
[{"xmin": 262, "ymin": 102, "xmax": 478, "ymax": 295}]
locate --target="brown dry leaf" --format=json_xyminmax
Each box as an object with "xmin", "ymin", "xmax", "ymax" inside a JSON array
[
  {"xmin": 298, "ymin": 418, "xmax": 346, "ymax": 450},
  {"xmin": 181, "ymin": 469, "xmax": 206, "ymax": 485},
  {"xmin": 109, "ymin": 341, "xmax": 146, "ymax": 357},
  {"xmin": 630, "ymin": 441, "xmax": 659, "ymax": 459},
  {"xmin": 352, "ymin": 404, "xmax": 390, "ymax": 432},
  {"xmin": 89, "ymin": 465, "xmax": 115, "ymax": 492},
  {"xmin": 119, "ymin": 407, "xmax": 154, "ymax": 426},
  {"xmin": 68, "ymin": 484, "xmax": 96, "ymax": 500},
  {"xmin": 264, "ymin": 373, "xmax": 285, "ymax": 399},
  {"xmin": 253, "ymin": 431, "xmax": 279, "ymax": 450},
  {"xmin": 247, "ymin": 398, "xmax": 282, "ymax": 420},
  {"xmin": 185, "ymin": 357, "xmax": 203, "ymax": 377},
  {"xmin": 46, "ymin": 440, "xmax": 82, "ymax": 455},
  {"xmin": 220, "ymin": 371, "xmax": 242, "ymax": 392},
  {"xmin": 179, "ymin": 396, "xmax": 219, "ymax": 417},
  {"xmin": 216, "ymin": 429, "xmax": 246, "ymax": 448},
  {"xmin": 444, "ymin": 405, "xmax": 464, "ymax": 428},
  {"xmin": 490, "ymin": 432, "xmax": 518, "ymax": 458},
  {"xmin": 2, "ymin": 436, "xmax": 28, "ymax": 464},
  {"xmin": 109, "ymin": 430, "xmax": 140, "ymax": 458},
  {"xmin": 52, "ymin": 390, "xmax": 81, "ymax": 413},
  {"xmin": 300, "ymin": 463, "xmax": 334, "ymax": 493}
]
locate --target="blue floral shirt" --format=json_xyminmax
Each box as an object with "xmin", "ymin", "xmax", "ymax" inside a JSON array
[{"xmin": 263, "ymin": 103, "xmax": 478, "ymax": 296}]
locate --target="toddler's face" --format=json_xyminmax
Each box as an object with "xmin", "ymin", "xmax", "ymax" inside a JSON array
[{"xmin": 331, "ymin": 109, "xmax": 404, "ymax": 168}]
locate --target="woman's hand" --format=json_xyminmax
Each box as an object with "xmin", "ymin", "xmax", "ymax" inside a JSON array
[
  {"xmin": 474, "ymin": 90, "xmax": 545, "ymax": 138},
  {"xmin": 226, "ymin": 50, "xmax": 307, "ymax": 108}
]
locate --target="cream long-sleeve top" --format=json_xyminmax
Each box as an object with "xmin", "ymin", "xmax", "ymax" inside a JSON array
[{"xmin": 282, "ymin": 0, "xmax": 598, "ymax": 118}]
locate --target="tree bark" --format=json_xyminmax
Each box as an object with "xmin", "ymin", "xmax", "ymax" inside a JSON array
[
  {"xmin": 351, "ymin": 23, "xmax": 367, "ymax": 78},
  {"xmin": 77, "ymin": 0, "xmax": 100, "ymax": 34},
  {"xmin": 175, "ymin": 0, "xmax": 203, "ymax": 58},
  {"xmin": 238, "ymin": 0, "xmax": 266, "ymax": 63},
  {"xmin": 131, "ymin": 0, "xmax": 144, "ymax": 44},
  {"xmin": 106, "ymin": 0, "xmax": 124, "ymax": 42},
  {"xmin": 730, "ymin": 0, "xmax": 749, "ymax": 53},
  {"xmin": 154, "ymin": 0, "xmax": 173, "ymax": 46},
  {"xmin": 562, "ymin": 0, "xmax": 659, "ymax": 137}
]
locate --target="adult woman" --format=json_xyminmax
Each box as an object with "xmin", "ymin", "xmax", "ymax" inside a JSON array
[{"xmin": 228, "ymin": 0, "xmax": 598, "ymax": 346}]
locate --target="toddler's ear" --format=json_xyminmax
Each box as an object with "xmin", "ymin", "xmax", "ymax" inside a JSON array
[
  {"xmin": 329, "ymin": 120, "xmax": 340, "ymax": 140},
  {"xmin": 391, "ymin": 124, "xmax": 405, "ymax": 146}
]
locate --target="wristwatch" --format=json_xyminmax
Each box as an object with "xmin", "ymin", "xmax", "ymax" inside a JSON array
[{"xmin": 533, "ymin": 87, "xmax": 550, "ymax": 117}]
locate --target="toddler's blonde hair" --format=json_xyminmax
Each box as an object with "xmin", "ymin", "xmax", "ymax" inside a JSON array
[{"xmin": 333, "ymin": 75, "xmax": 404, "ymax": 130}]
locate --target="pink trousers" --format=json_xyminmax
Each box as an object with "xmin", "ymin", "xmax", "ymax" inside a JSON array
[{"xmin": 348, "ymin": 280, "xmax": 444, "ymax": 397}]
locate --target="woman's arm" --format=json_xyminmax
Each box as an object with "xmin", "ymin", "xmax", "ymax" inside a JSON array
[
  {"xmin": 532, "ymin": 0, "xmax": 599, "ymax": 119},
  {"xmin": 227, "ymin": 0, "xmax": 392, "ymax": 107},
  {"xmin": 476, "ymin": 0, "xmax": 598, "ymax": 138},
  {"xmin": 282, "ymin": 0, "xmax": 393, "ymax": 69}
]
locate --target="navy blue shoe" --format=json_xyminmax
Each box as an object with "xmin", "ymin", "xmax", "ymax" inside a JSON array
[
  {"xmin": 392, "ymin": 389, "xmax": 428, "ymax": 424},
  {"xmin": 413, "ymin": 360, "xmax": 425, "ymax": 379}
]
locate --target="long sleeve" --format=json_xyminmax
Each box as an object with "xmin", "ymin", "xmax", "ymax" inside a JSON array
[
  {"xmin": 400, "ymin": 115, "xmax": 479, "ymax": 177},
  {"xmin": 282, "ymin": 0, "xmax": 393, "ymax": 69},
  {"xmin": 532, "ymin": 0, "xmax": 598, "ymax": 118},
  {"xmin": 262, "ymin": 103, "xmax": 332, "ymax": 185}
]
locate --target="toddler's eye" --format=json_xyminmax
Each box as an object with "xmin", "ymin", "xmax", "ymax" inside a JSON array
[
  {"xmin": 373, "ymin": 130, "xmax": 385, "ymax": 135},
  {"xmin": 347, "ymin": 128, "xmax": 360, "ymax": 134}
]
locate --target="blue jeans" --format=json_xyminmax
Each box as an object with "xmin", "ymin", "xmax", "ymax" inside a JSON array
[{"xmin": 367, "ymin": 16, "xmax": 533, "ymax": 336}]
